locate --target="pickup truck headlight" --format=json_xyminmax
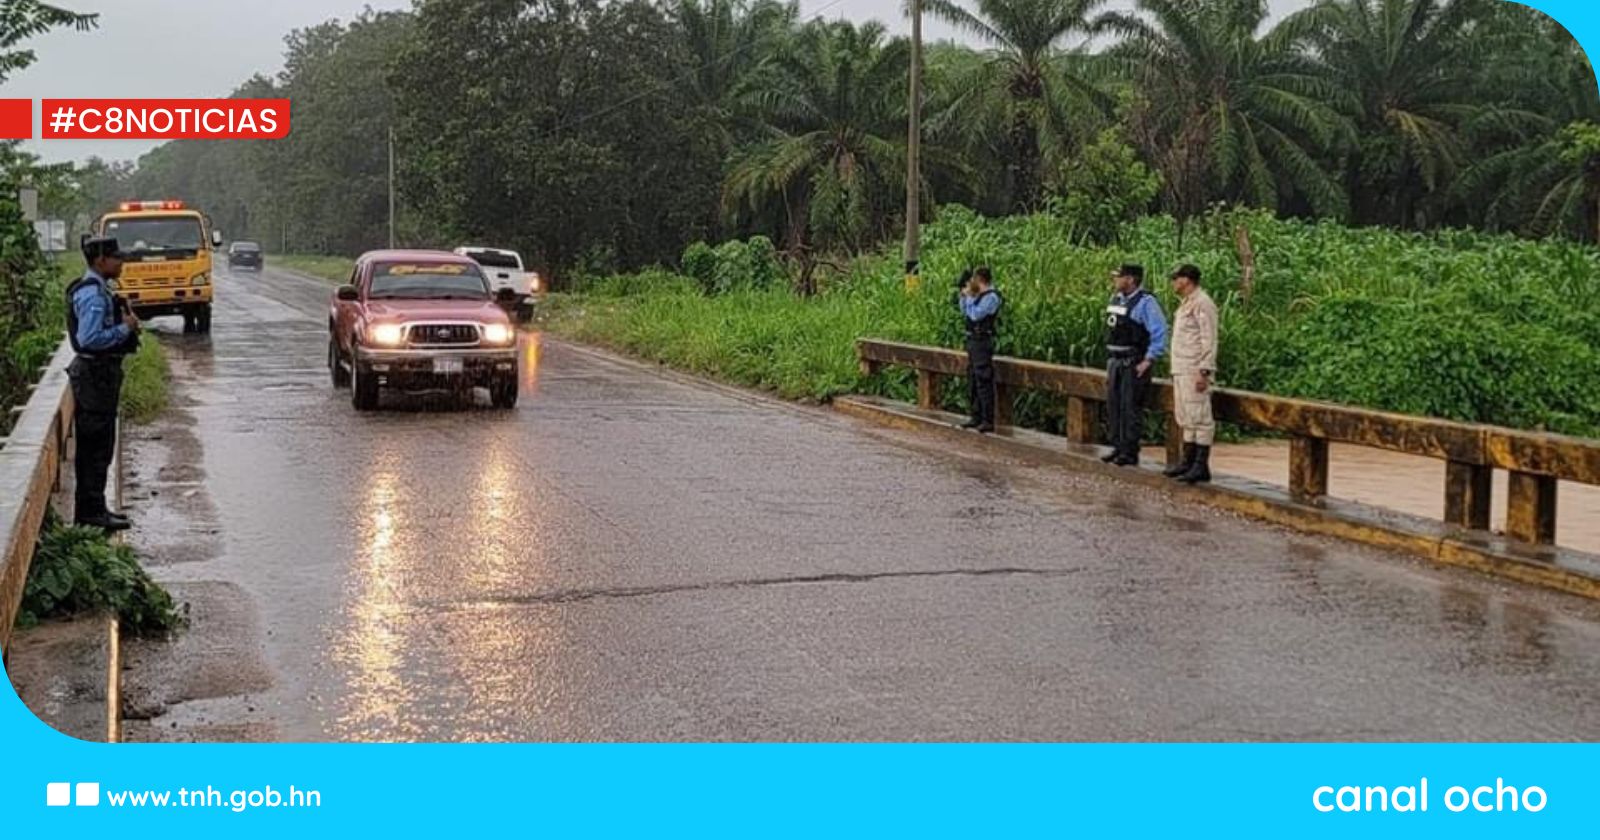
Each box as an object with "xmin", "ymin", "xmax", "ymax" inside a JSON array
[
  {"xmin": 528, "ymin": 272, "xmax": 542, "ymax": 292},
  {"xmin": 367, "ymin": 323, "xmax": 404, "ymax": 347},
  {"xmin": 482, "ymin": 323, "xmax": 514, "ymax": 345},
  {"xmin": 190, "ymin": 273, "xmax": 210, "ymax": 286}
]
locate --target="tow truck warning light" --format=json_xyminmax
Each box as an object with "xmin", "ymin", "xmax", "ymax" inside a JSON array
[{"xmin": 118, "ymin": 200, "xmax": 185, "ymax": 212}]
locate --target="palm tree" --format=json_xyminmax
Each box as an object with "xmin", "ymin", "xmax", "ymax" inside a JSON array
[
  {"xmin": 922, "ymin": 0, "xmax": 1109, "ymax": 212},
  {"xmin": 674, "ymin": 0, "xmax": 798, "ymax": 117},
  {"xmin": 1454, "ymin": 23, "xmax": 1600, "ymax": 241},
  {"xmin": 1290, "ymin": 0, "xmax": 1492, "ymax": 229},
  {"xmin": 723, "ymin": 20, "xmax": 912, "ymax": 290},
  {"xmin": 1095, "ymin": 0, "xmax": 1350, "ymax": 225}
]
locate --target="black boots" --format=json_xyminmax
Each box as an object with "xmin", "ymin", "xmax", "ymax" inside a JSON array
[
  {"xmin": 76, "ymin": 511, "xmax": 131, "ymax": 531},
  {"xmin": 1177, "ymin": 445, "xmax": 1212, "ymax": 484},
  {"xmin": 1163, "ymin": 443, "xmax": 1196, "ymax": 477}
]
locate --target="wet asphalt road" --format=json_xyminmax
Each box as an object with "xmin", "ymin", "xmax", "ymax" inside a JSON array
[{"xmin": 124, "ymin": 263, "xmax": 1600, "ymax": 742}]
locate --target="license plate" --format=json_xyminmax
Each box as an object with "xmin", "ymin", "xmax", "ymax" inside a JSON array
[{"xmin": 433, "ymin": 358, "xmax": 464, "ymax": 375}]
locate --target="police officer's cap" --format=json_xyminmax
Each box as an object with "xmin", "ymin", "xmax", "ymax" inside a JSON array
[
  {"xmin": 81, "ymin": 236, "xmax": 126, "ymax": 263},
  {"xmin": 1170, "ymin": 264, "xmax": 1201, "ymax": 284},
  {"xmin": 1114, "ymin": 263, "xmax": 1144, "ymax": 283}
]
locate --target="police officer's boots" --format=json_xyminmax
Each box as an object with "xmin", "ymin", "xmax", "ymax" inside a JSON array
[
  {"xmin": 1178, "ymin": 445, "xmax": 1212, "ymax": 484},
  {"xmin": 1163, "ymin": 443, "xmax": 1196, "ymax": 478}
]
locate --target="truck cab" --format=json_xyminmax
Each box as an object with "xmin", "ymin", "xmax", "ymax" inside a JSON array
[
  {"xmin": 95, "ymin": 200, "xmax": 221, "ymax": 333},
  {"xmin": 328, "ymin": 250, "xmax": 521, "ymax": 411},
  {"xmin": 453, "ymin": 246, "xmax": 541, "ymax": 322}
]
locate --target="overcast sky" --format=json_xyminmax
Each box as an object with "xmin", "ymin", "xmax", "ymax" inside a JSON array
[{"xmin": 6, "ymin": 0, "xmax": 1315, "ymax": 165}]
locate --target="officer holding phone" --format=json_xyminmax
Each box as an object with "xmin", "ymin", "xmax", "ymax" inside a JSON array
[{"xmin": 957, "ymin": 266, "xmax": 1002, "ymax": 433}]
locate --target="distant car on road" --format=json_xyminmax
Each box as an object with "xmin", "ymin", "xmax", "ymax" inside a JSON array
[
  {"xmin": 328, "ymin": 250, "xmax": 520, "ymax": 411},
  {"xmin": 453, "ymin": 246, "xmax": 540, "ymax": 321},
  {"xmin": 228, "ymin": 240, "xmax": 264, "ymax": 270}
]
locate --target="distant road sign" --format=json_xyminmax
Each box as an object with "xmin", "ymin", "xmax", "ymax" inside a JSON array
[{"xmin": 34, "ymin": 219, "xmax": 67, "ymax": 253}]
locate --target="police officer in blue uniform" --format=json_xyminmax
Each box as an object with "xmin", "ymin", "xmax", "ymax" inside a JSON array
[
  {"xmin": 957, "ymin": 266, "xmax": 1002, "ymax": 433},
  {"xmin": 66, "ymin": 236, "xmax": 141, "ymax": 531},
  {"xmin": 1101, "ymin": 263, "xmax": 1167, "ymax": 466}
]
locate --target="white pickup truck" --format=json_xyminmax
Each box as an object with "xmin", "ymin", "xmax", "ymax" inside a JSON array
[{"xmin": 453, "ymin": 246, "xmax": 541, "ymax": 321}]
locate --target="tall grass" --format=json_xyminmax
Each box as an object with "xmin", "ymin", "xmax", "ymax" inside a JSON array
[
  {"xmin": 276, "ymin": 254, "xmax": 354, "ymax": 283},
  {"xmin": 121, "ymin": 338, "xmax": 167, "ymax": 424},
  {"xmin": 543, "ymin": 206, "xmax": 1600, "ymax": 437}
]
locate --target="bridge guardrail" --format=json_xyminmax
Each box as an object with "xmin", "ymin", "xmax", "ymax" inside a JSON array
[
  {"xmin": 0, "ymin": 339, "xmax": 75, "ymax": 657},
  {"xmin": 856, "ymin": 338, "xmax": 1599, "ymax": 549}
]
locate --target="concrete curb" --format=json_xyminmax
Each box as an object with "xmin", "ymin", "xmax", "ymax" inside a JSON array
[
  {"xmin": 834, "ymin": 394, "xmax": 1600, "ymax": 601},
  {"xmin": 105, "ymin": 417, "xmax": 124, "ymax": 743}
]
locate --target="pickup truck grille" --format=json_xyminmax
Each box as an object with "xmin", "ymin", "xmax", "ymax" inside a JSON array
[{"xmin": 406, "ymin": 323, "xmax": 479, "ymax": 346}]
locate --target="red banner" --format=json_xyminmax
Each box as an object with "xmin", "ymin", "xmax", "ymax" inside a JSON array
[
  {"xmin": 0, "ymin": 99, "xmax": 31, "ymax": 139},
  {"xmin": 38, "ymin": 98, "xmax": 290, "ymax": 139}
]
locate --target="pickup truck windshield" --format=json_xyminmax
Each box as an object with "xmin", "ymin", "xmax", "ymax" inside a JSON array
[
  {"xmin": 103, "ymin": 216, "xmax": 204, "ymax": 257},
  {"xmin": 370, "ymin": 262, "xmax": 490, "ymax": 300}
]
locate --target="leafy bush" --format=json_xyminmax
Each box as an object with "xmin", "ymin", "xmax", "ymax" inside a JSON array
[
  {"xmin": 679, "ymin": 236, "xmax": 786, "ymax": 295},
  {"xmin": 1046, "ymin": 129, "xmax": 1162, "ymax": 244},
  {"xmin": 20, "ymin": 511, "xmax": 184, "ymax": 636},
  {"xmin": 680, "ymin": 241, "xmax": 717, "ymax": 292},
  {"xmin": 547, "ymin": 206, "xmax": 1600, "ymax": 437}
]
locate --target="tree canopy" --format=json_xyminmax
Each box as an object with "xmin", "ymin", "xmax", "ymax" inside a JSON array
[{"xmin": 74, "ymin": 0, "xmax": 1600, "ymax": 282}]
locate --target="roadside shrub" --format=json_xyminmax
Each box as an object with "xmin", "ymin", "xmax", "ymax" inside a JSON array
[
  {"xmin": 548, "ymin": 206, "xmax": 1600, "ymax": 436},
  {"xmin": 681, "ymin": 236, "xmax": 786, "ymax": 294},
  {"xmin": 680, "ymin": 241, "xmax": 717, "ymax": 293},
  {"xmin": 20, "ymin": 510, "xmax": 184, "ymax": 636}
]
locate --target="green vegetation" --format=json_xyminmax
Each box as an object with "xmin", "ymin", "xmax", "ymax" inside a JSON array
[
  {"xmin": 544, "ymin": 207, "xmax": 1600, "ymax": 437},
  {"xmin": 51, "ymin": 0, "xmax": 1593, "ymax": 286},
  {"xmin": 19, "ymin": 510, "xmax": 184, "ymax": 636},
  {"xmin": 277, "ymin": 254, "xmax": 353, "ymax": 283},
  {"xmin": 1, "ymin": 4, "xmax": 97, "ymax": 427},
  {"xmin": 120, "ymin": 339, "xmax": 167, "ymax": 424}
]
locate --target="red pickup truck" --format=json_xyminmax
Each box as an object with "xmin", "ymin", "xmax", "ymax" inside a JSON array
[{"xmin": 328, "ymin": 250, "xmax": 520, "ymax": 410}]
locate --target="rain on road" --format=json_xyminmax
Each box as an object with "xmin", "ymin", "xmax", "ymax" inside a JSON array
[{"xmin": 119, "ymin": 262, "xmax": 1600, "ymax": 742}]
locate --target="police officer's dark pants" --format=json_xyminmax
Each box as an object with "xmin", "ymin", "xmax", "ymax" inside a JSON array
[
  {"xmin": 68, "ymin": 358, "xmax": 123, "ymax": 519},
  {"xmin": 1106, "ymin": 355, "xmax": 1150, "ymax": 459},
  {"xmin": 966, "ymin": 337, "xmax": 997, "ymax": 426}
]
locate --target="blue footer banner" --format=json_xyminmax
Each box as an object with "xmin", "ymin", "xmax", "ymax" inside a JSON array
[{"xmin": 1, "ymin": 681, "xmax": 1596, "ymax": 835}]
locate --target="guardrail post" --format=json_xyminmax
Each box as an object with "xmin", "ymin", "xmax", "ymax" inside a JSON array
[
  {"xmin": 1065, "ymin": 396, "xmax": 1096, "ymax": 444},
  {"xmin": 916, "ymin": 370, "xmax": 939, "ymax": 410},
  {"xmin": 1506, "ymin": 471, "xmax": 1557, "ymax": 545},
  {"xmin": 1289, "ymin": 435, "xmax": 1329, "ymax": 503},
  {"xmin": 1444, "ymin": 460, "xmax": 1492, "ymax": 531},
  {"xmin": 1164, "ymin": 414, "xmax": 1183, "ymax": 468},
  {"xmin": 994, "ymin": 384, "xmax": 1013, "ymax": 428}
]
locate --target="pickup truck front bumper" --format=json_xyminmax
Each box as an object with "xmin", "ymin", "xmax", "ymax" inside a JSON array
[{"xmin": 354, "ymin": 346, "xmax": 518, "ymax": 386}]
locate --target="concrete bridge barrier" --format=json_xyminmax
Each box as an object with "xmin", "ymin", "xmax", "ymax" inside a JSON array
[{"xmin": 846, "ymin": 338, "xmax": 1600, "ymax": 598}]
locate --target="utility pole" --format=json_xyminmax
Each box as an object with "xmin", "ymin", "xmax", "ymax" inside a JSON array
[
  {"xmin": 903, "ymin": 0, "xmax": 922, "ymax": 292},
  {"xmin": 387, "ymin": 125, "xmax": 396, "ymax": 249}
]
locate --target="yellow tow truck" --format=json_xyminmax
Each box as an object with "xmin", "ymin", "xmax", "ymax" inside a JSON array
[{"xmin": 94, "ymin": 199, "xmax": 222, "ymax": 333}]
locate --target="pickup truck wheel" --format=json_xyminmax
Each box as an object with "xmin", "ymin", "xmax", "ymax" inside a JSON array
[
  {"xmin": 490, "ymin": 376, "xmax": 519, "ymax": 409},
  {"xmin": 352, "ymin": 365, "xmax": 380, "ymax": 411},
  {"xmin": 328, "ymin": 338, "xmax": 350, "ymax": 388},
  {"xmin": 196, "ymin": 303, "xmax": 212, "ymax": 333}
]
